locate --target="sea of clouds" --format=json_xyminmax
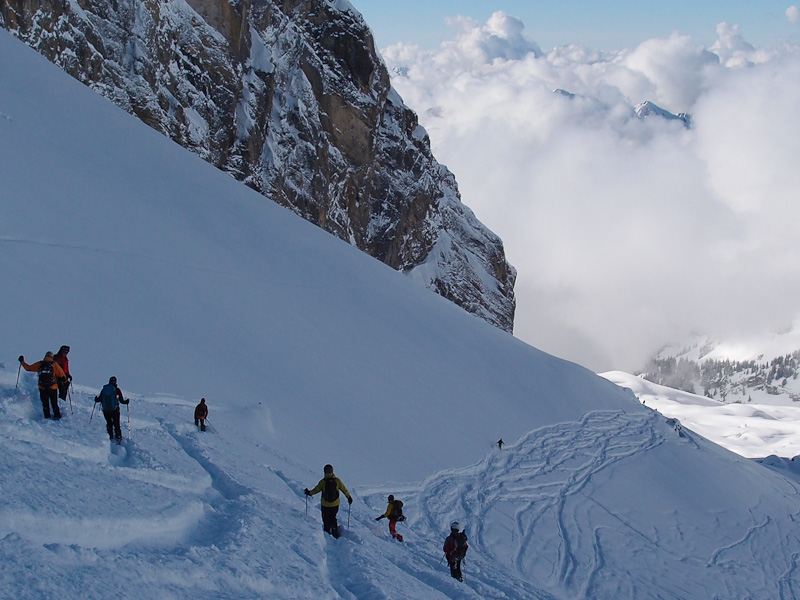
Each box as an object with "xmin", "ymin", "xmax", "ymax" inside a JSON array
[{"xmin": 383, "ymin": 9, "xmax": 800, "ymax": 372}]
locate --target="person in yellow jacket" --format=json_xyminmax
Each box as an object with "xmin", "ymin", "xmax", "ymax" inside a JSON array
[
  {"xmin": 375, "ymin": 494, "xmax": 405, "ymax": 541},
  {"xmin": 304, "ymin": 464, "xmax": 353, "ymax": 538},
  {"xmin": 19, "ymin": 352, "xmax": 67, "ymax": 420}
]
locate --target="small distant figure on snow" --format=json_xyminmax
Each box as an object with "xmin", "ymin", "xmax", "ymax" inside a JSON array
[
  {"xmin": 194, "ymin": 398, "xmax": 208, "ymax": 431},
  {"xmin": 497, "ymin": 438, "xmax": 504, "ymax": 450},
  {"xmin": 53, "ymin": 345, "xmax": 72, "ymax": 403},
  {"xmin": 19, "ymin": 351, "xmax": 66, "ymax": 420},
  {"xmin": 375, "ymin": 494, "xmax": 405, "ymax": 541},
  {"xmin": 304, "ymin": 464, "xmax": 353, "ymax": 538},
  {"xmin": 95, "ymin": 376, "xmax": 129, "ymax": 443},
  {"xmin": 443, "ymin": 521, "xmax": 469, "ymax": 581}
]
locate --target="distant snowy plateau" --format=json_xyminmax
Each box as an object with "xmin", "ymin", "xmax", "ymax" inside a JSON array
[{"xmin": 5, "ymin": 22, "xmax": 800, "ymax": 600}]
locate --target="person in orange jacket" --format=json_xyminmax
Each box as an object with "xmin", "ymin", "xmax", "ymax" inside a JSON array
[
  {"xmin": 375, "ymin": 494, "xmax": 405, "ymax": 541},
  {"xmin": 19, "ymin": 352, "xmax": 67, "ymax": 420},
  {"xmin": 304, "ymin": 464, "xmax": 353, "ymax": 538}
]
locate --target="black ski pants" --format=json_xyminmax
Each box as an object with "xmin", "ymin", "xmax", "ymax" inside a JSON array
[
  {"xmin": 321, "ymin": 505, "xmax": 340, "ymax": 538},
  {"xmin": 57, "ymin": 379, "xmax": 69, "ymax": 401},
  {"xmin": 449, "ymin": 558, "xmax": 463, "ymax": 581},
  {"xmin": 194, "ymin": 417, "xmax": 206, "ymax": 431},
  {"xmin": 39, "ymin": 388, "xmax": 60, "ymax": 419},
  {"xmin": 103, "ymin": 408, "xmax": 122, "ymax": 440}
]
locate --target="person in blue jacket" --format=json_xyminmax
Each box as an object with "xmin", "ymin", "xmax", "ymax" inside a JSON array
[{"xmin": 95, "ymin": 377, "xmax": 129, "ymax": 442}]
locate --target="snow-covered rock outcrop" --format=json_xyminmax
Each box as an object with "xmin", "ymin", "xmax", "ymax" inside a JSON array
[{"xmin": 0, "ymin": 0, "xmax": 516, "ymax": 331}]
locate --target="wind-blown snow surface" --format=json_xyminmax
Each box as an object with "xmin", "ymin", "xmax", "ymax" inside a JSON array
[{"xmin": 4, "ymin": 30, "xmax": 800, "ymax": 599}]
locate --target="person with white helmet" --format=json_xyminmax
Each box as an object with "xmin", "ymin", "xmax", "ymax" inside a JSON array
[{"xmin": 443, "ymin": 521, "xmax": 469, "ymax": 581}]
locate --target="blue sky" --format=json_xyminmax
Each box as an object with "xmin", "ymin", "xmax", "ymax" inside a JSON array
[{"xmin": 354, "ymin": 0, "xmax": 799, "ymax": 50}]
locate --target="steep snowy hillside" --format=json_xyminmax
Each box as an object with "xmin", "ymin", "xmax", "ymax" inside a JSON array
[
  {"xmin": 5, "ymin": 30, "xmax": 800, "ymax": 599},
  {"xmin": 0, "ymin": 0, "xmax": 517, "ymax": 333},
  {"xmin": 0, "ymin": 28, "xmax": 630, "ymax": 484}
]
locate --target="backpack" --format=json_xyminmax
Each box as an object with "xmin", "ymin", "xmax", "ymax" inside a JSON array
[
  {"xmin": 393, "ymin": 499, "xmax": 404, "ymax": 519},
  {"xmin": 38, "ymin": 361, "xmax": 55, "ymax": 388},
  {"xmin": 98, "ymin": 384, "xmax": 119, "ymax": 411},
  {"xmin": 455, "ymin": 532, "xmax": 469, "ymax": 557},
  {"xmin": 322, "ymin": 477, "xmax": 339, "ymax": 503}
]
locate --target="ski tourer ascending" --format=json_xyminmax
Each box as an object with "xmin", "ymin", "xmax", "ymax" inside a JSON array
[
  {"xmin": 19, "ymin": 352, "xmax": 66, "ymax": 420},
  {"xmin": 95, "ymin": 376, "xmax": 129, "ymax": 443}
]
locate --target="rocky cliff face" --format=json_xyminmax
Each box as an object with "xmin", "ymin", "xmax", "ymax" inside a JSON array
[{"xmin": 1, "ymin": 0, "xmax": 516, "ymax": 331}]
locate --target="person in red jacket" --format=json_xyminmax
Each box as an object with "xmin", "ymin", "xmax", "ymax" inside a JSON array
[
  {"xmin": 53, "ymin": 345, "xmax": 72, "ymax": 402},
  {"xmin": 443, "ymin": 521, "xmax": 469, "ymax": 581},
  {"xmin": 375, "ymin": 494, "xmax": 405, "ymax": 541},
  {"xmin": 194, "ymin": 398, "xmax": 208, "ymax": 431},
  {"xmin": 19, "ymin": 352, "xmax": 67, "ymax": 420}
]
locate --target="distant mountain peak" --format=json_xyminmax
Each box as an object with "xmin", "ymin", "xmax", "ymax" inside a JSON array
[{"xmin": 634, "ymin": 100, "xmax": 692, "ymax": 128}]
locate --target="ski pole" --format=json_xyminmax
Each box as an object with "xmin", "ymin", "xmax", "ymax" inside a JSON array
[
  {"xmin": 348, "ymin": 502, "xmax": 351, "ymax": 529},
  {"xmin": 205, "ymin": 419, "xmax": 218, "ymax": 433},
  {"xmin": 438, "ymin": 554, "xmax": 445, "ymax": 568},
  {"xmin": 126, "ymin": 401, "xmax": 131, "ymax": 439},
  {"xmin": 15, "ymin": 362, "xmax": 21, "ymax": 393},
  {"xmin": 67, "ymin": 382, "xmax": 74, "ymax": 415},
  {"xmin": 90, "ymin": 399, "xmax": 97, "ymax": 422}
]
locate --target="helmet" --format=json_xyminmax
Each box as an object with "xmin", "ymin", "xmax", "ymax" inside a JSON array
[
  {"xmin": 388, "ymin": 495, "xmax": 394, "ymax": 502},
  {"xmin": 109, "ymin": 376, "xmax": 117, "ymax": 385},
  {"xmin": 450, "ymin": 521, "xmax": 461, "ymax": 531},
  {"xmin": 323, "ymin": 464, "xmax": 333, "ymax": 474},
  {"xmin": 45, "ymin": 351, "xmax": 54, "ymax": 358}
]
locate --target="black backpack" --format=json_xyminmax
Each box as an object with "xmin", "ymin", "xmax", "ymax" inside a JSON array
[
  {"xmin": 393, "ymin": 499, "xmax": 404, "ymax": 519},
  {"xmin": 322, "ymin": 477, "xmax": 339, "ymax": 503},
  {"xmin": 38, "ymin": 361, "xmax": 55, "ymax": 388},
  {"xmin": 455, "ymin": 531, "xmax": 468, "ymax": 556}
]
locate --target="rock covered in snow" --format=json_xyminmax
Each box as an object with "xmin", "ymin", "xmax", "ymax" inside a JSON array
[
  {"xmin": 0, "ymin": 0, "xmax": 516, "ymax": 331},
  {"xmin": 634, "ymin": 100, "xmax": 692, "ymax": 128}
]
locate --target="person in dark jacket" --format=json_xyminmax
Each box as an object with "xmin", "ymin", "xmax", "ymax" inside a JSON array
[
  {"xmin": 94, "ymin": 377, "xmax": 129, "ymax": 442},
  {"xmin": 304, "ymin": 464, "xmax": 353, "ymax": 538},
  {"xmin": 194, "ymin": 398, "xmax": 208, "ymax": 431},
  {"xmin": 375, "ymin": 494, "xmax": 405, "ymax": 541},
  {"xmin": 443, "ymin": 521, "xmax": 469, "ymax": 581},
  {"xmin": 53, "ymin": 345, "xmax": 72, "ymax": 402},
  {"xmin": 19, "ymin": 352, "xmax": 66, "ymax": 420}
]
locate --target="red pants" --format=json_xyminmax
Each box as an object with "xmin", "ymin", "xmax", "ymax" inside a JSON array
[{"xmin": 388, "ymin": 519, "xmax": 403, "ymax": 542}]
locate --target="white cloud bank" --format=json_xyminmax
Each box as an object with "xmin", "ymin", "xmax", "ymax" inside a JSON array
[
  {"xmin": 383, "ymin": 12, "xmax": 800, "ymax": 372},
  {"xmin": 788, "ymin": 6, "xmax": 800, "ymax": 24}
]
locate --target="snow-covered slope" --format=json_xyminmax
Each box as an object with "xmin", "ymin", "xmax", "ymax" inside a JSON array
[
  {"xmin": 642, "ymin": 333, "xmax": 800, "ymax": 405},
  {"xmin": 0, "ymin": 0, "xmax": 518, "ymax": 333},
  {"xmin": 0, "ymin": 27, "xmax": 629, "ymax": 485},
  {"xmin": 5, "ymin": 30, "xmax": 800, "ymax": 599},
  {"xmin": 604, "ymin": 370, "xmax": 800, "ymax": 459}
]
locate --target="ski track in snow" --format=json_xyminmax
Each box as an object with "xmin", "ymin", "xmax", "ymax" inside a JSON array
[
  {"xmin": 5, "ymin": 372, "xmax": 800, "ymax": 598},
  {"xmin": 411, "ymin": 410, "xmax": 661, "ymax": 599}
]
